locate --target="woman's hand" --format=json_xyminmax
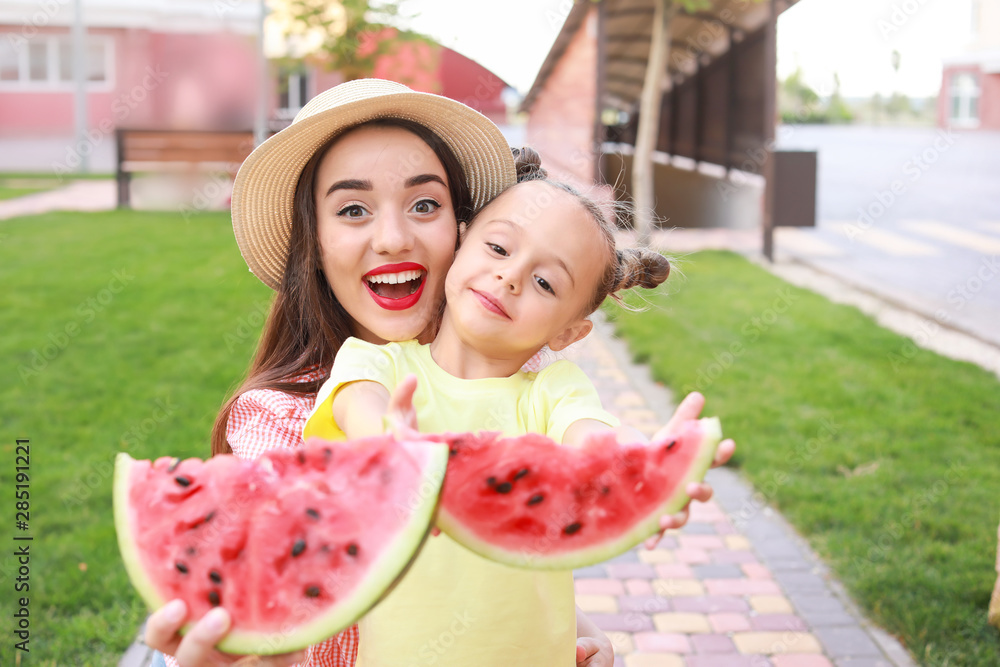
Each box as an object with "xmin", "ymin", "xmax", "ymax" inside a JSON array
[
  {"xmin": 644, "ymin": 392, "xmax": 736, "ymax": 549},
  {"xmin": 575, "ymin": 606, "xmax": 614, "ymax": 666},
  {"xmin": 145, "ymin": 600, "xmax": 306, "ymax": 667}
]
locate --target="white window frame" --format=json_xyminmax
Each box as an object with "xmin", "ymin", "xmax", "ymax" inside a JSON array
[
  {"xmin": 948, "ymin": 71, "xmax": 980, "ymax": 128},
  {"xmin": 0, "ymin": 33, "xmax": 114, "ymax": 92},
  {"xmin": 275, "ymin": 67, "xmax": 310, "ymax": 120}
]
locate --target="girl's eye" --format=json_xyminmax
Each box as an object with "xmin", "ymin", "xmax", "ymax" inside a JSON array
[
  {"xmin": 413, "ymin": 199, "xmax": 440, "ymax": 214},
  {"xmin": 337, "ymin": 204, "xmax": 366, "ymax": 219},
  {"xmin": 487, "ymin": 243, "xmax": 508, "ymax": 257},
  {"xmin": 535, "ymin": 276, "xmax": 554, "ymax": 294}
]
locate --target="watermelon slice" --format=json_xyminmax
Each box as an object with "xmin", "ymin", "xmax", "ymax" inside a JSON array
[
  {"xmin": 113, "ymin": 436, "xmax": 447, "ymax": 655},
  {"xmin": 435, "ymin": 417, "xmax": 722, "ymax": 570}
]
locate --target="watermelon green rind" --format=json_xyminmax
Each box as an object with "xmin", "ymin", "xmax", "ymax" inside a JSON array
[
  {"xmin": 214, "ymin": 442, "xmax": 450, "ymax": 655},
  {"xmin": 114, "ymin": 453, "xmax": 171, "ymax": 612},
  {"xmin": 113, "ymin": 443, "xmax": 450, "ymax": 655},
  {"xmin": 437, "ymin": 417, "xmax": 722, "ymax": 570}
]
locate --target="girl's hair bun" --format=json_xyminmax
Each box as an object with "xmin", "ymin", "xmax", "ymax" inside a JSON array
[
  {"xmin": 615, "ymin": 248, "xmax": 671, "ymax": 292},
  {"xmin": 511, "ymin": 146, "xmax": 547, "ymax": 182}
]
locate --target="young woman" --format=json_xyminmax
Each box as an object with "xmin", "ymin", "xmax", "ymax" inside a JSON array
[{"xmin": 145, "ymin": 79, "xmax": 731, "ymax": 667}]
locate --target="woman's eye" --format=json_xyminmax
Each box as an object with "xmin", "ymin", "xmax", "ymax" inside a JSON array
[
  {"xmin": 487, "ymin": 243, "xmax": 508, "ymax": 257},
  {"xmin": 413, "ymin": 199, "xmax": 440, "ymax": 214},
  {"xmin": 535, "ymin": 276, "xmax": 554, "ymax": 294},
  {"xmin": 337, "ymin": 204, "xmax": 366, "ymax": 219}
]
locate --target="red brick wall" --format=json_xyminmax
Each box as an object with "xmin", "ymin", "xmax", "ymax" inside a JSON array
[
  {"xmin": 525, "ymin": 5, "xmax": 597, "ymax": 186},
  {"xmin": 939, "ymin": 65, "xmax": 1000, "ymax": 131}
]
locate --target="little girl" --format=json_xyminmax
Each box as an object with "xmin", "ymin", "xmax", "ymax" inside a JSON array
[{"xmin": 304, "ymin": 154, "xmax": 671, "ymax": 666}]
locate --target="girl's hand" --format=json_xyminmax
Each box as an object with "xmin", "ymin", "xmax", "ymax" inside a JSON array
[
  {"xmin": 644, "ymin": 392, "xmax": 736, "ymax": 549},
  {"xmin": 145, "ymin": 600, "xmax": 306, "ymax": 667},
  {"xmin": 385, "ymin": 374, "xmax": 420, "ymax": 439},
  {"xmin": 575, "ymin": 633, "xmax": 614, "ymax": 666}
]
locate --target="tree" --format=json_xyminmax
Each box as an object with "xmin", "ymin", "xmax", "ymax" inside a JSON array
[{"xmin": 277, "ymin": 0, "xmax": 427, "ymax": 81}]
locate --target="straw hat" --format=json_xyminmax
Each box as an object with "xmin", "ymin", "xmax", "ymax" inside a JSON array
[{"xmin": 231, "ymin": 78, "xmax": 517, "ymax": 290}]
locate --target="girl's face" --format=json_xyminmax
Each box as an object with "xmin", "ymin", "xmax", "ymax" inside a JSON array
[
  {"xmin": 315, "ymin": 125, "xmax": 458, "ymax": 344},
  {"xmin": 443, "ymin": 181, "xmax": 605, "ymax": 361}
]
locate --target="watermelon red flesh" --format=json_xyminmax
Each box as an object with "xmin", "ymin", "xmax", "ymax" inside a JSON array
[
  {"xmin": 113, "ymin": 436, "xmax": 447, "ymax": 655},
  {"xmin": 435, "ymin": 417, "xmax": 722, "ymax": 570}
]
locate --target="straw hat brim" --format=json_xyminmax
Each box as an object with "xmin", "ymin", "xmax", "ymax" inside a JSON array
[{"xmin": 231, "ymin": 79, "xmax": 517, "ymax": 290}]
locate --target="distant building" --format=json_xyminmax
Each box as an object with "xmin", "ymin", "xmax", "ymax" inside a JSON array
[
  {"xmin": 0, "ymin": 0, "xmax": 511, "ymax": 138},
  {"xmin": 939, "ymin": 0, "xmax": 1000, "ymax": 130}
]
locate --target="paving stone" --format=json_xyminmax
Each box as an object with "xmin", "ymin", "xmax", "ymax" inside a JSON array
[
  {"xmin": 679, "ymin": 535, "xmax": 726, "ymax": 551},
  {"xmin": 691, "ymin": 633, "xmax": 738, "ymax": 653},
  {"xmin": 626, "ymin": 578, "xmax": 654, "ymax": 596},
  {"xmin": 708, "ymin": 612, "xmax": 752, "ymax": 633},
  {"xmin": 692, "ymin": 563, "xmax": 743, "ymax": 579},
  {"xmin": 614, "ymin": 656, "xmax": 626, "ymax": 667},
  {"xmin": 798, "ymin": 609, "xmax": 857, "ymax": 628},
  {"xmin": 686, "ymin": 656, "xmax": 774, "ymax": 667},
  {"xmin": 652, "ymin": 612, "xmax": 712, "ymax": 634},
  {"xmin": 612, "ymin": 390, "xmax": 646, "ymax": 407},
  {"xmin": 575, "ymin": 564, "xmax": 610, "ymax": 578},
  {"xmin": 608, "ymin": 549, "xmax": 641, "ymax": 564},
  {"xmin": 772, "ymin": 656, "xmax": 835, "ymax": 667},
  {"xmin": 788, "ymin": 594, "xmax": 849, "ymax": 617},
  {"xmin": 732, "ymin": 632, "xmax": 823, "ymax": 654},
  {"xmin": 632, "ymin": 631, "xmax": 692, "ymax": 653},
  {"xmin": 741, "ymin": 563, "xmax": 774, "ymax": 579},
  {"xmin": 774, "ymin": 571, "xmax": 829, "ymax": 594},
  {"xmin": 725, "ymin": 536, "xmax": 753, "ymax": 550},
  {"xmin": 832, "ymin": 659, "xmax": 895, "ymax": 667},
  {"xmin": 681, "ymin": 522, "xmax": 719, "ymax": 535},
  {"xmin": 704, "ymin": 578, "xmax": 783, "ymax": 596},
  {"xmin": 766, "ymin": 558, "xmax": 814, "ymax": 572},
  {"xmin": 590, "ymin": 612, "xmax": 654, "ymax": 633},
  {"xmin": 714, "ymin": 521, "xmax": 738, "ymax": 535},
  {"xmin": 674, "ymin": 548, "xmax": 711, "ymax": 564},
  {"xmin": 689, "ymin": 501, "xmax": 728, "ymax": 522},
  {"xmin": 672, "ymin": 595, "xmax": 750, "ymax": 614},
  {"xmin": 576, "ymin": 578, "xmax": 625, "ymax": 596},
  {"xmin": 654, "ymin": 563, "xmax": 695, "ymax": 579},
  {"xmin": 577, "ymin": 594, "xmax": 619, "ymax": 613},
  {"xmin": 651, "ymin": 578, "xmax": 705, "ymax": 597},
  {"xmin": 607, "ymin": 563, "xmax": 658, "ymax": 579},
  {"xmin": 617, "ymin": 595, "xmax": 672, "ymax": 614},
  {"xmin": 608, "ymin": 630, "xmax": 635, "ymax": 655},
  {"xmin": 638, "ymin": 548, "xmax": 676, "ymax": 564},
  {"xmin": 749, "ymin": 596, "xmax": 795, "ymax": 614},
  {"xmin": 813, "ymin": 628, "xmax": 883, "ymax": 657},
  {"xmin": 750, "ymin": 614, "xmax": 809, "ymax": 632},
  {"xmin": 712, "ymin": 549, "xmax": 760, "ymax": 564},
  {"xmin": 624, "ymin": 653, "xmax": 685, "ymax": 667}
]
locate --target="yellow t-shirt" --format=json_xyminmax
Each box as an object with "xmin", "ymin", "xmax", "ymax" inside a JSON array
[{"xmin": 304, "ymin": 338, "xmax": 619, "ymax": 667}]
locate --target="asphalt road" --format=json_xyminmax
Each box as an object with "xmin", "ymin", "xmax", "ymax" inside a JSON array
[{"xmin": 775, "ymin": 124, "xmax": 1000, "ymax": 347}]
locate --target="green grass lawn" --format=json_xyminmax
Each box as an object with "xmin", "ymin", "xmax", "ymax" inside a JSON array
[
  {"xmin": 605, "ymin": 250, "xmax": 1000, "ymax": 665},
  {"xmin": 0, "ymin": 210, "xmax": 270, "ymax": 664}
]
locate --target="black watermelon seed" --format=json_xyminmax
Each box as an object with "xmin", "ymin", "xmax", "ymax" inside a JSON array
[
  {"xmin": 186, "ymin": 547, "xmax": 196, "ymax": 556},
  {"xmin": 664, "ymin": 438, "xmax": 677, "ymax": 450},
  {"xmin": 174, "ymin": 476, "xmax": 191, "ymax": 487},
  {"xmin": 323, "ymin": 448, "xmax": 332, "ymax": 461},
  {"xmin": 297, "ymin": 451, "xmax": 306, "ymax": 464},
  {"xmin": 204, "ymin": 511, "xmax": 215, "ymax": 523},
  {"xmin": 167, "ymin": 458, "xmax": 181, "ymax": 472},
  {"xmin": 513, "ymin": 468, "xmax": 529, "ymax": 480},
  {"xmin": 291, "ymin": 539, "xmax": 306, "ymax": 557},
  {"xmin": 527, "ymin": 494, "xmax": 544, "ymax": 506},
  {"xmin": 209, "ymin": 570, "xmax": 222, "ymax": 584},
  {"xmin": 306, "ymin": 508, "xmax": 320, "ymax": 520},
  {"xmin": 564, "ymin": 522, "xmax": 582, "ymax": 535},
  {"xmin": 208, "ymin": 590, "xmax": 220, "ymax": 606},
  {"xmin": 495, "ymin": 482, "xmax": 513, "ymax": 494},
  {"xmin": 486, "ymin": 476, "xmax": 497, "ymax": 486},
  {"xmin": 174, "ymin": 561, "xmax": 189, "ymax": 574},
  {"xmin": 449, "ymin": 448, "xmax": 458, "ymax": 457},
  {"xmin": 305, "ymin": 586, "xmax": 320, "ymax": 598},
  {"xmin": 346, "ymin": 543, "xmax": 358, "ymax": 556},
  {"xmin": 601, "ymin": 486, "xmax": 610, "ymax": 495}
]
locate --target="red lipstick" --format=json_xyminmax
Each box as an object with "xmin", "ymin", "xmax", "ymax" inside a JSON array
[{"xmin": 363, "ymin": 263, "xmax": 427, "ymax": 311}]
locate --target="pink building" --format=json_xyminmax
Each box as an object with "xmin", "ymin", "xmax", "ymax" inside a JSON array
[
  {"xmin": 0, "ymin": 1, "xmax": 510, "ymax": 140},
  {"xmin": 938, "ymin": 0, "xmax": 1000, "ymax": 130}
]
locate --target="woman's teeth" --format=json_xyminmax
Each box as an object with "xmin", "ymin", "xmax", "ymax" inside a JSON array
[
  {"xmin": 365, "ymin": 270, "xmax": 423, "ymax": 285},
  {"xmin": 365, "ymin": 270, "xmax": 424, "ymax": 297}
]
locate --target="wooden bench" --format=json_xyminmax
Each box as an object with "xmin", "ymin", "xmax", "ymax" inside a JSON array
[{"xmin": 115, "ymin": 129, "xmax": 256, "ymax": 208}]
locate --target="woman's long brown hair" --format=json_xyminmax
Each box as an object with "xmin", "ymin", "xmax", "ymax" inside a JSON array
[{"xmin": 211, "ymin": 118, "xmax": 472, "ymax": 455}]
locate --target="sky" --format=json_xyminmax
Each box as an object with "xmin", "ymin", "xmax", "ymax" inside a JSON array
[{"xmin": 403, "ymin": 0, "xmax": 975, "ymax": 99}]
